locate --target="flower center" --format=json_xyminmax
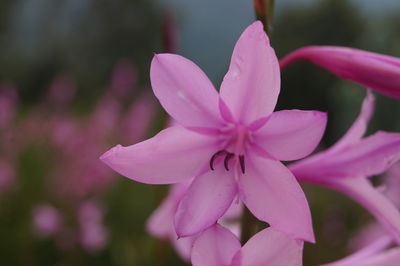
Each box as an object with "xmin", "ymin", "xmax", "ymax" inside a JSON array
[{"xmin": 209, "ymin": 124, "xmax": 251, "ymax": 174}]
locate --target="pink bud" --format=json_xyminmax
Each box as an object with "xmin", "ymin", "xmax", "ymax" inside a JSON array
[{"xmin": 280, "ymin": 46, "xmax": 400, "ymax": 99}]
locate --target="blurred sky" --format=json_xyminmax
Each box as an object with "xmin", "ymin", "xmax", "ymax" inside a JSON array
[{"xmin": 156, "ymin": 0, "xmax": 400, "ymax": 84}]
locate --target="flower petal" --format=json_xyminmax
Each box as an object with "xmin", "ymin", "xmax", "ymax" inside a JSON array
[
  {"xmin": 191, "ymin": 224, "xmax": 241, "ymax": 266},
  {"xmin": 150, "ymin": 54, "xmax": 221, "ymax": 128},
  {"xmin": 231, "ymin": 228, "xmax": 304, "ymax": 266},
  {"xmin": 291, "ymin": 131, "xmax": 400, "ymax": 181},
  {"xmin": 175, "ymin": 168, "xmax": 237, "ymax": 237},
  {"xmin": 323, "ymin": 177, "xmax": 400, "ymax": 245},
  {"xmin": 323, "ymin": 247, "xmax": 400, "ymax": 266},
  {"xmin": 146, "ymin": 180, "xmax": 192, "ymax": 238},
  {"xmin": 330, "ymin": 90, "xmax": 375, "ymax": 152},
  {"xmin": 354, "ymin": 248, "xmax": 400, "ymax": 266},
  {"xmin": 100, "ymin": 126, "xmax": 217, "ymax": 184},
  {"xmin": 254, "ymin": 110, "xmax": 327, "ymax": 161},
  {"xmin": 324, "ymin": 235, "xmax": 392, "ymax": 266},
  {"xmin": 220, "ymin": 21, "xmax": 280, "ymax": 124},
  {"xmin": 239, "ymin": 155, "xmax": 314, "ymax": 242},
  {"xmin": 172, "ymin": 236, "xmax": 197, "ymax": 262},
  {"xmin": 280, "ymin": 46, "xmax": 400, "ymax": 99}
]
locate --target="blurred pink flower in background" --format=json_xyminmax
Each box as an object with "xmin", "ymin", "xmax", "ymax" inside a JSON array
[
  {"xmin": 119, "ymin": 94, "xmax": 156, "ymax": 145},
  {"xmin": 33, "ymin": 201, "xmax": 108, "ymax": 253},
  {"xmin": 101, "ymin": 21, "xmax": 327, "ymax": 243},
  {"xmin": 280, "ymin": 46, "xmax": 400, "ymax": 99},
  {"xmin": 45, "ymin": 75, "xmax": 76, "ymax": 111},
  {"xmin": 0, "ymin": 160, "xmax": 14, "ymax": 192},
  {"xmin": 0, "ymin": 82, "xmax": 18, "ymax": 193},
  {"xmin": 109, "ymin": 60, "xmax": 138, "ymax": 101},
  {"xmin": 33, "ymin": 204, "xmax": 62, "ymax": 237},
  {"xmin": 0, "ymin": 59, "xmax": 156, "ymax": 256},
  {"xmin": 79, "ymin": 201, "xmax": 108, "ymax": 253},
  {"xmin": 0, "ymin": 81, "xmax": 18, "ymax": 129}
]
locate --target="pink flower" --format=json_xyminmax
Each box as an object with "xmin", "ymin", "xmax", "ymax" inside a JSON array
[
  {"xmin": 101, "ymin": 21, "xmax": 327, "ymax": 242},
  {"xmin": 191, "ymin": 224, "xmax": 303, "ymax": 266},
  {"xmin": 146, "ymin": 180, "xmax": 196, "ymax": 261},
  {"xmin": 146, "ymin": 179, "xmax": 242, "ymax": 261},
  {"xmin": 384, "ymin": 163, "xmax": 400, "ymax": 207},
  {"xmin": 290, "ymin": 90, "xmax": 400, "ymax": 243},
  {"xmin": 348, "ymin": 163, "xmax": 400, "ymax": 252},
  {"xmin": 280, "ymin": 46, "xmax": 400, "ymax": 99}
]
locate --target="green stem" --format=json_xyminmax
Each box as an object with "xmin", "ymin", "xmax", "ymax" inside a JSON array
[{"xmin": 253, "ymin": 0, "xmax": 275, "ymax": 34}]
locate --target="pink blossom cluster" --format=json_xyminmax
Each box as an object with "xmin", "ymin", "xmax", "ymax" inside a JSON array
[
  {"xmin": 101, "ymin": 21, "xmax": 400, "ymax": 265},
  {"xmin": 0, "ymin": 61, "xmax": 156, "ymax": 253}
]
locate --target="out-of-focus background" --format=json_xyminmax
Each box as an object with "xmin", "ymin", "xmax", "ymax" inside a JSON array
[{"xmin": 0, "ymin": 0, "xmax": 399, "ymax": 265}]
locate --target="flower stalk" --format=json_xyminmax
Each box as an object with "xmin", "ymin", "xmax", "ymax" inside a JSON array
[{"xmin": 253, "ymin": 0, "xmax": 275, "ymax": 33}]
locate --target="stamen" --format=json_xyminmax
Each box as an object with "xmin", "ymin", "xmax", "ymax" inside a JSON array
[
  {"xmin": 224, "ymin": 153, "xmax": 234, "ymax": 171},
  {"xmin": 239, "ymin": 155, "xmax": 245, "ymax": 174},
  {"xmin": 210, "ymin": 150, "xmax": 226, "ymax": 170}
]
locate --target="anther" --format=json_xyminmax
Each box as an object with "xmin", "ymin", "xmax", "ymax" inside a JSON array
[
  {"xmin": 210, "ymin": 150, "xmax": 226, "ymax": 170},
  {"xmin": 239, "ymin": 155, "xmax": 245, "ymax": 174},
  {"xmin": 224, "ymin": 153, "xmax": 234, "ymax": 171}
]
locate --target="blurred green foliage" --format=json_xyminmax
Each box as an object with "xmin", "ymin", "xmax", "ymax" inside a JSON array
[{"xmin": 0, "ymin": 0, "xmax": 162, "ymax": 108}]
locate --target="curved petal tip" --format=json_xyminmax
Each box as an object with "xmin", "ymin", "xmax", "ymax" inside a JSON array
[
  {"xmin": 99, "ymin": 144, "xmax": 122, "ymax": 163},
  {"xmin": 247, "ymin": 21, "xmax": 270, "ymax": 43}
]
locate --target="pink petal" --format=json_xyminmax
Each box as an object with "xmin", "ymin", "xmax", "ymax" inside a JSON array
[
  {"xmin": 280, "ymin": 46, "xmax": 400, "ymax": 99},
  {"xmin": 231, "ymin": 228, "xmax": 303, "ymax": 266},
  {"xmin": 354, "ymin": 248, "xmax": 400, "ymax": 266},
  {"xmin": 191, "ymin": 224, "xmax": 241, "ymax": 266},
  {"xmin": 291, "ymin": 131, "xmax": 400, "ymax": 181},
  {"xmin": 100, "ymin": 126, "xmax": 217, "ymax": 184},
  {"xmin": 146, "ymin": 180, "xmax": 197, "ymax": 262},
  {"xmin": 330, "ymin": 90, "xmax": 375, "ymax": 152},
  {"xmin": 323, "ymin": 247, "xmax": 400, "ymax": 266},
  {"xmin": 254, "ymin": 110, "xmax": 327, "ymax": 161},
  {"xmin": 326, "ymin": 236, "xmax": 392, "ymax": 266},
  {"xmin": 384, "ymin": 163, "xmax": 400, "ymax": 206},
  {"xmin": 220, "ymin": 21, "xmax": 280, "ymax": 124},
  {"xmin": 349, "ymin": 223, "xmax": 388, "ymax": 252},
  {"xmin": 146, "ymin": 180, "xmax": 192, "ymax": 238},
  {"xmin": 172, "ymin": 236, "xmax": 197, "ymax": 262},
  {"xmin": 239, "ymin": 155, "xmax": 314, "ymax": 242},
  {"xmin": 175, "ymin": 168, "xmax": 237, "ymax": 237},
  {"xmin": 324, "ymin": 177, "xmax": 400, "ymax": 245},
  {"xmin": 150, "ymin": 54, "xmax": 222, "ymax": 128}
]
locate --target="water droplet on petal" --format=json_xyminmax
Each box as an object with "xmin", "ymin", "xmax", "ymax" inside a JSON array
[{"xmin": 177, "ymin": 90, "xmax": 187, "ymax": 100}]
